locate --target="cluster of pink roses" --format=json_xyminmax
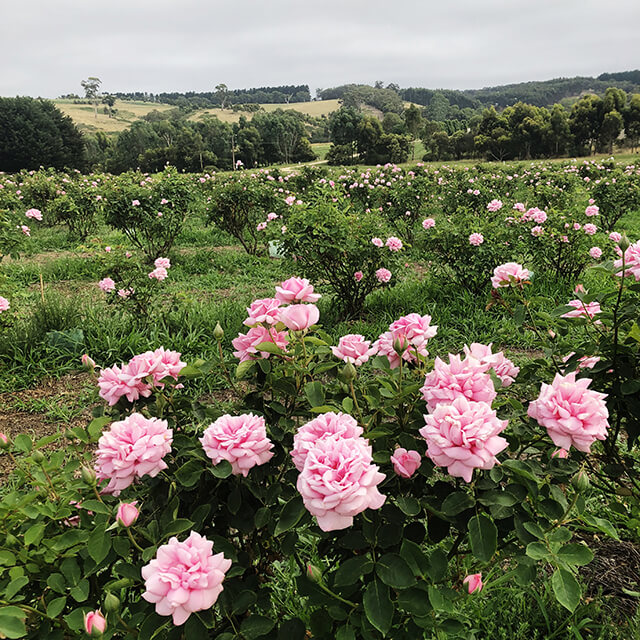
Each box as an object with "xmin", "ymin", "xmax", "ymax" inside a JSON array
[
  {"xmin": 97, "ymin": 347, "xmax": 186, "ymax": 405},
  {"xmin": 148, "ymin": 257, "xmax": 171, "ymax": 281},
  {"xmin": 232, "ymin": 277, "xmax": 320, "ymax": 362},
  {"xmin": 372, "ymin": 313, "xmax": 438, "ymax": 369},
  {"xmin": 292, "ymin": 412, "xmax": 386, "ymax": 531}
]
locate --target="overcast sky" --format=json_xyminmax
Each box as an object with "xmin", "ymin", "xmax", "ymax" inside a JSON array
[{"xmin": 2, "ymin": 0, "xmax": 639, "ymax": 98}]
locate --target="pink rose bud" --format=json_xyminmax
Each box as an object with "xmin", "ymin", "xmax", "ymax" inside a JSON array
[
  {"xmin": 278, "ymin": 304, "xmax": 320, "ymax": 331},
  {"xmin": 390, "ymin": 448, "xmax": 421, "ymax": 478},
  {"xmin": 116, "ymin": 501, "xmax": 140, "ymax": 527},
  {"xmin": 0, "ymin": 432, "xmax": 9, "ymax": 449},
  {"xmin": 552, "ymin": 448, "xmax": 569, "ymax": 459},
  {"xmin": 306, "ymin": 564, "xmax": 323, "ymax": 583},
  {"xmin": 81, "ymin": 354, "xmax": 96, "ymax": 369},
  {"xmin": 84, "ymin": 610, "xmax": 107, "ymax": 635},
  {"xmin": 463, "ymin": 573, "xmax": 483, "ymax": 594}
]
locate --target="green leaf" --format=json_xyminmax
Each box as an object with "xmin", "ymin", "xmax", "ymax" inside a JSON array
[
  {"xmin": 162, "ymin": 519, "xmax": 194, "ymax": 539},
  {"xmin": 526, "ymin": 542, "xmax": 551, "ymax": 561},
  {"xmin": 397, "ymin": 586, "xmax": 432, "ymax": 617},
  {"xmin": 60, "ymin": 558, "xmax": 80, "ymax": 585},
  {"xmin": 333, "ymin": 555, "xmax": 373, "ymax": 587},
  {"xmin": 175, "ymin": 459, "xmax": 204, "ymax": 487},
  {"xmin": 254, "ymin": 341, "xmax": 284, "ymax": 356},
  {"xmin": 441, "ymin": 492, "xmax": 475, "ymax": 516},
  {"xmin": 24, "ymin": 523, "xmax": 45, "ymax": 546},
  {"xmin": 87, "ymin": 416, "xmax": 112, "ymax": 440},
  {"xmin": 304, "ymin": 381, "xmax": 325, "ymax": 407},
  {"xmin": 557, "ymin": 543, "xmax": 594, "ymax": 567},
  {"xmin": 47, "ymin": 573, "xmax": 66, "ymax": 594},
  {"xmin": 428, "ymin": 585, "xmax": 450, "ymax": 612},
  {"xmin": 275, "ymin": 496, "xmax": 306, "ymax": 536},
  {"xmin": 468, "ymin": 514, "xmax": 497, "ymax": 563},
  {"xmin": 240, "ymin": 615, "xmax": 276, "ymax": 639},
  {"xmin": 5, "ymin": 577, "xmax": 28, "ymax": 600},
  {"xmin": 363, "ymin": 579, "xmax": 393, "ymax": 636},
  {"xmin": 69, "ymin": 579, "xmax": 89, "ymax": 602},
  {"xmin": 88, "ymin": 524, "xmax": 111, "ymax": 564},
  {"xmin": 336, "ymin": 626, "xmax": 356, "ymax": 640},
  {"xmin": 0, "ymin": 609, "xmax": 26, "ymax": 639},
  {"xmin": 395, "ymin": 496, "xmax": 421, "ymax": 516},
  {"xmin": 46, "ymin": 596, "xmax": 67, "ymax": 618},
  {"xmin": 12, "ymin": 434, "xmax": 32, "ymax": 453},
  {"xmin": 0, "ymin": 551, "xmax": 16, "ymax": 566},
  {"xmin": 77, "ymin": 499, "xmax": 110, "ymax": 515},
  {"xmin": 427, "ymin": 549, "xmax": 449, "ymax": 582},
  {"xmin": 236, "ymin": 359, "xmax": 256, "ymax": 379},
  {"xmin": 209, "ymin": 459, "xmax": 233, "ymax": 478},
  {"xmin": 376, "ymin": 553, "xmax": 416, "ymax": 589},
  {"xmin": 400, "ymin": 540, "xmax": 430, "ymax": 578},
  {"xmin": 551, "ymin": 568, "xmax": 581, "ymax": 612}
]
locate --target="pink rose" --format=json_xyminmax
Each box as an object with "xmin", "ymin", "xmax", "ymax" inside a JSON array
[
  {"xmin": 487, "ymin": 199, "xmax": 503, "ymax": 212},
  {"xmin": 142, "ymin": 531, "xmax": 231, "ymax": 625},
  {"xmin": 244, "ymin": 297, "xmax": 282, "ymax": 326},
  {"xmin": 98, "ymin": 277, "xmax": 115, "ymax": 292},
  {"xmin": 589, "ymin": 246, "xmax": 602, "ymax": 259},
  {"xmin": 232, "ymin": 326, "xmax": 289, "ymax": 362},
  {"xmin": 584, "ymin": 223, "xmax": 597, "ymax": 236},
  {"xmin": 0, "ymin": 296, "xmax": 10, "ymax": 312},
  {"xmin": 375, "ymin": 268, "xmax": 392, "ymax": 283},
  {"xmin": 420, "ymin": 397, "xmax": 508, "ymax": 482},
  {"xmin": 469, "ymin": 233, "xmax": 484, "ymax": 246},
  {"xmin": 463, "ymin": 343, "xmax": 519, "ymax": 387},
  {"xmin": 148, "ymin": 267, "xmax": 168, "ymax": 281},
  {"xmin": 371, "ymin": 237, "xmax": 384, "ymax": 247},
  {"xmin": 422, "ymin": 218, "xmax": 435, "ymax": 229},
  {"xmin": 490, "ymin": 262, "xmax": 530, "ymax": 289},
  {"xmin": 154, "ymin": 257, "xmax": 171, "ymax": 269},
  {"xmin": 25, "ymin": 208, "xmax": 43, "ymax": 220},
  {"xmin": 116, "ymin": 501, "xmax": 140, "ymax": 527},
  {"xmin": 390, "ymin": 448, "xmax": 421, "ymax": 478},
  {"xmin": 513, "ymin": 203, "xmax": 525, "ymax": 212},
  {"xmin": 354, "ymin": 270, "xmax": 363, "ymax": 281},
  {"xmin": 331, "ymin": 334, "xmax": 375, "ymax": 366},
  {"xmin": 609, "ymin": 231, "xmax": 621, "ymax": 243},
  {"xmin": 561, "ymin": 299, "xmax": 601, "ymax": 320},
  {"xmin": 463, "ymin": 573, "xmax": 483, "ymax": 594},
  {"xmin": 279, "ymin": 303, "xmax": 320, "ymax": 331},
  {"xmin": 528, "ymin": 372, "xmax": 609, "ymax": 452},
  {"xmin": 385, "ymin": 236, "xmax": 403, "ymax": 251},
  {"xmin": 614, "ymin": 241, "xmax": 640, "ymax": 280},
  {"xmin": 552, "ymin": 448, "xmax": 569, "ymax": 459},
  {"xmin": 84, "ymin": 610, "xmax": 106, "ymax": 635},
  {"xmin": 81, "ymin": 353, "xmax": 96, "ymax": 369},
  {"xmin": 275, "ymin": 277, "xmax": 321, "ymax": 303},
  {"xmin": 200, "ymin": 413, "xmax": 274, "ymax": 476},
  {"xmin": 585, "ymin": 205, "xmax": 599, "ymax": 217}
]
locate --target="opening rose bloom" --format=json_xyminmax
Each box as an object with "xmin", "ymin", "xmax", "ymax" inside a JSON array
[
  {"xmin": 491, "ymin": 262, "xmax": 530, "ymax": 289},
  {"xmin": 527, "ymin": 372, "xmax": 609, "ymax": 452},
  {"xmin": 0, "ymin": 296, "xmax": 10, "ymax": 312},
  {"xmin": 243, "ymin": 297, "xmax": 282, "ymax": 326},
  {"xmin": 275, "ymin": 277, "xmax": 321, "ymax": 303},
  {"xmin": 200, "ymin": 413, "xmax": 274, "ymax": 476},
  {"xmin": 420, "ymin": 397, "xmax": 508, "ymax": 482},
  {"xmin": 390, "ymin": 448, "xmax": 421, "ymax": 478},
  {"xmin": 95, "ymin": 413, "xmax": 173, "ymax": 495},
  {"xmin": 463, "ymin": 573, "xmax": 484, "ymax": 594},
  {"xmin": 375, "ymin": 268, "xmax": 392, "ymax": 283},
  {"xmin": 354, "ymin": 270, "xmax": 363, "ymax": 281},
  {"xmin": 371, "ymin": 237, "xmax": 384, "ymax": 247},
  {"xmin": 154, "ymin": 257, "xmax": 171, "ymax": 269},
  {"xmin": 297, "ymin": 435, "xmax": 385, "ymax": 531},
  {"xmin": 84, "ymin": 610, "xmax": 106, "ymax": 635},
  {"xmin": 469, "ymin": 233, "xmax": 484, "ymax": 246},
  {"xmin": 373, "ymin": 313, "xmax": 437, "ymax": 369},
  {"xmin": 589, "ymin": 246, "xmax": 602, "ymax": 259},
  {"xmin": 609, "ymin": 231, "xmax": 622, "ymax": 243},
  {"xmin": 332, "ymin": 334, "xmax": 376, "ymax": 366},
  {"xmin": 291, "ymin": 412, "xmax": 363, "ymax": 472},
  {"xmin": 614, "ymin": 241, "xmax": 640, "ymax": 281},
  {"xmin": 25, "ymin": 208, "xmax": 43, "ymax": 221},
  {"xmin": 142, "ymin": 531, "xmax": 231, "ymax": 625},
  {"xmin": 97, "ymin": 363, "xmax": 152, "ymax": 405},
  {"xmin": 463, "ymin": 343, "xmax": 520, "ymax": 387},
  {"xmin": 421, "ymin": 354, "xmax": 496, "ymax": 412},
  {"xmin": 148, "ymin": 266, "xmax": 168, "ymax": 281},
  {"xmin": 385, "ymin": 236, "xmax": 403, "ymax": 251},
  {"xmin": 232, "ymin": 326, "xmax": 289, "ymax": 362},
  {"xmin": 487, "ymin": 199, "xmax": 503, "ymax": 212},
  {"xmin": 561, "ymin": 299, "xmax": 601, "ymax": 320},
  {"xmin": 98, "ymin": 277, "xmax": 116, "ymax": 293},
  {"xmin": 116, "ymin": 501, "xmax": 140, "ymax": 527},
  {"xmin": 279, "ymin": 303, "xmax": 320, "ymax": 331},
  {"xmin": 422, "ymin": 218, "xmax": 436, "ymax": 230},
  {"xmin": 585, "ymin": 204, "xmax": 599, "ymax": 217}
]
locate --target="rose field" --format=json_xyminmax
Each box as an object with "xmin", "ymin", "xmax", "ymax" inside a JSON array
[{"xmin": 1, "ymin": 157, "xmax": 640, "ymax": 639}]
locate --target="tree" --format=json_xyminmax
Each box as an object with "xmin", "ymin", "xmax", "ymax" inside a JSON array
[
  {"xmin": 603, "ymin": 87, "xmax": 627, "ymax": 114},
  {"xmin": 623, "ymin": 94, "xmax": 640, "ymax": 152},
  {"xmin": 474, "ymin": 107, "xmax": 512, "ymax": 160},
  {"xmin": 81, "ymin": 77, "xmax": 102, "ymax": 119},
  {"xmin": 102, "ymin": 94, "xmax": 116, "ymax": 117},
  {"xmin": 569, "ymin": 94, "xmax": 602, "ymax": 155},
  {"xmin": 426, "ymin": 92, "xmax": 450, "ymax": 121},
  {"xmin": 215, "ymin": 83, "xmax": 229, "ymax": 109},
  {"xmin": 329, "ymin": 107, "xmax": 363, "ymax": 159},
  {"xmin": 549, "ymin": 104, "xmax": 571, "ymax": 156},
  {"xmin": 600, "ymin": 110, "xmax": 623, "ymax": 153},
  {"xmin": 404, "ymin": 104, "xmax": 423, "ymax": 160},
  {"xmin": 382, "ymin": 112, "xmax": 405, "ymax": 135}
]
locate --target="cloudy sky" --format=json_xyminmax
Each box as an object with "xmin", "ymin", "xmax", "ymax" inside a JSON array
[{"xmin": 2, "ymin": 0, "xmax": 639, "ymax": 98}]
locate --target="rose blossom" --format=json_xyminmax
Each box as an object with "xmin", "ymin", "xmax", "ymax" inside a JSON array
[
  {"xmin": 84, "ymin": 610, "xmax": 106, "ymax": 635},
  {"xmin": 142, "ymin": 531, "xmax": 231, "ymax": 625},
  {"xmin": 116, "ymin": 501, "xmax": 140, "ymax": 527},
  {"xmin": 243, "ymin": 297, "xmax": 282, "ymax": 326},
  {"xmin": 531, "ymin": 225, "xmax": 544, "ymax": 237},
  {"xmin": 275, "ymin": 277, "xmax": 321, "ymax": 303},
  {"xmin": 420, "ymin": 354, "xmax": 496, "ymax": 412},
  {"xmin": 256, "ymin": 222, "xmax": 267, "ymax": 231},
  {"xmin": 354, "ymin": 270, "xmax": 363, "ymax": 281},
  {"xmin": 589, "ymin": 246, "xmax": 602, "ymax": 259},
  {"xmin": 583, "ymin": 223, "xmax": 597, "ymax": 236},
  {"xmin": 200, "ymin": 413, "xmax": 274, "ymax": 476},
  {"xmin": 614, "ymin": 241, "xmax": 640, "ymax": 280},
  {"xmin": 292, "ymin": 412, "xmax": 363, "ymax": 472},
  {"xmin": 81, "ymin": 353, "xmax": 96, "ymax": 369},
  {"xmin": 469, "ymin": 233, "xmax": 484, "ymax": 246},
  {"xmin": 128, "ymin": 347, "xmax": 186, "ymax": 387},
  {"xmin": 371, "ymin": 237, "xmax": 384, "ymax": 247},
  {"xmin": 232, "ymin": 326, "xmax": 289, "ymax": 362},
  {"xmin": 375, "ymin": 268, "xmax": 392, "ymax": 283},
  {"xmin": 491, "ymin": 262, "xmax": 530, "ymax": 288},
  {"xmin": 609, "ymin": 231, "xmax": 621, "ymax": 243},
  {"xmin": 97, "ymin": 363, "xmax": 151, "ymax": 405},
  {"xmin": 527, "ymin": 372, "xmax": 609, "ymax": 452},
  {"xmin": 20, "ymin": 225, "xmax": 30, "ymax": 236},
  {"xmin": 279, "ymin": 303, "xmax": 320, "ymax": 331},
  {"xmin": 552, "ymin": 448, "xmax": 569, "ymax": 459},
  {"xmin": 154, "ymin": 257, "xmax": 171, "ymax": 269},
  {"xmin": 297, "ymin": 435, "xmax": 385, "ymax": 531},
  {"xmin": 95, "ymin": 413, "xmax": 173, "ymax": 495},
  {"xmin": 98, "ymin": 277, "xmax": 115, "ymax": 292},
  {"xmin": 419, "ymin": 397, "xmax": 508, "ymax": 482},
  {"xmin": 585, "ymin": 205, "xmax": 599, "ymax": 217},
  {"xmin": 487, "ymin": 199, "xmax": 503, "ymax": 212},
  {"xmin": 25, "ymin": 208, "xmax": 42, "ymax": 220},
  {"xmin": 561, "ymin": 299, "xmax": 601, "ymax": 320},
  {"xmin": 463, "ymin": 573, "xmax": 484, "ymax": 594},
  {"xmin": 332, "ymin": 334, "xmax": 375, "ymax": 366},
  {"xmin": 385, "ymin": 236, "xmax": 403, "ymax": 251},
  {"xmin": 148, "ymin": 267, "xmax": 168, "ymax": 281},
  {"xmin": 0, "ymin": 296, "xmax": 9, "ymax": 312},
  {"xmin": 373, "ymin": 313, "xmax": 437, "ymax": 368},
  {"xmin": 463, "ymin": 343, "xmax": 519, "ymax": 387},
  {"xmin": 422, "ymin": 218, "xmax": 436, "ymax": 229},
  {"xmin": 390, "ymin": 448, "xmax": 421, "ymax": 478},
  {"xmin": 513, "ymin": 202, "xmax": 525, "ymax": 212}
]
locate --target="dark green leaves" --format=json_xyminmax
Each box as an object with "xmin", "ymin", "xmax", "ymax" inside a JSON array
[
  {"xmin": 375, "ymin": 553, "xmax": 416, "ymax": 589},
  {"xmin": 274, "ymin": 496, "xmax": 306, "ymax": 536},
  {"xmin": 363, "ymin": 579, "xmax": 393, "ymax": 635},
  {"xmin": 468, "ymin": 514, "xmax": 497, "ymax": 563}
]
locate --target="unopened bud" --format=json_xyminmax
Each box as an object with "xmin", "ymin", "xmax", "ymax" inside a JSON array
[
  {"xmin": 81, "ymin": 354, "xmax": 97, "ymax": 369},
  {"xmin": 104, "ymin": 592, "xmax": 120, "ymax": 613},
  {"xmin": 306, "ymin": 564, "xmax": 323, "ymax": 583},
  {"xmin": 571, "ymin": 469, "xmax": 590, "ymax": 492},
  {"xmin": 213, "ymin": 323, "xmax": 224, "ymax": 341},
  {"xmin": 0, "ymin": 432, "xmax": 9, "ymax": 449},
  {"xmin": 32, "ymin": 451, "xmax": 45, "ymax": 464},
  {"xmin": 619, "ymin": 233, "xmax": 630, "ymax": 253},
  {"xmin": 392, "ymin": 337, "xmax": 408, "ymax": 356},
  {"xmin": 342, "ymin": 363, "xmax": 357, "ymax": 382},
  {"xmin": 81, "ymin": 466, "xmax": 97, "ymax": 486}
]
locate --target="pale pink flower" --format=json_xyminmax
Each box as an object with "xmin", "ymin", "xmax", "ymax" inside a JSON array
[
  {"xmin": 160, "ymin": 198, "xmax": 169, "ymax": 205},
  {"xmin": 421, "ymin": 354, "xmax": 496, "ymax": 412},
  {"xmin": 97, "ymin": 364, "xmax": 150, "ymax": 405},
  {"xmin": 573, "ymin": 222, "xmax": 581, "ymax": 231},
  {"xmin": 105, "ymin": 246, "xmax": 112, "ymax": 253},
  {"xmin": 552, "ymin": 448, "xmax": 569, "ymax": 459},
  {"xmin": 244, "ymin": 297, "xmax": 282, "ymax": 326},
  {"xmin": 98, "ymin": 277, "xmax": 115, "ymax": 293},
  {"xmin": 390, "ymin": 448, "xmax": 421, "ymax": 478},
  {"xmin": 128, "ymin": 347, "xmax": 186, "ymax": 387},
  {"xmin": 279, "ymin": 303, "xmax": 320, "ymax": 331},
  {"xmin": 561, "ymin": 299, "xmax": 601, "ymax": 319},
  {"xmin": 385, "ymin": 236, "xmax": 403, "ymax": 251},
  {"xmin": 297, "ymin": 435, "xmax": 385, "ymax": 531},
  {"xmin": 469, "ymin": 233, "xmax": 484, "ymax": 246},
  {"xmin": 154, "ymin": 257, "xmax": 171, "ymax": 269},
  {"xmin": 292, "ymin": 412, "xmax": 363, "ymax": 472},
  {"xmin": 331, "ymin": 334, "xmax": 375, "ymax": 366},
  {"xmin": 285, "ymin": 195, "xmax": 296, "ymax": 206},
  {"xmin": 463, "ymin": 573, "xmax": 484, "ymax": 594},
  {"xmin": 375, "ymin": 268, "xmax": 392, "ymax": 283},
  {"xmin": 513, "ymin": 203, "xmax": 525, "ymax": 212},
  {"xmin": 422, "ymin": 218, "xmax": 436, "ymax": 230},
  {"xmin": 95, "ymin": 413, "xmax": 172, "ymax": 495},
  {"xmin": 491, "ymin": 263, "xmax": 530, "ymax": 288},
  {"xmin": 528, "ymin": 372, "xmax": 609, "ymax": 452},
  {"xmin": 531, "ymin": 225, "xmax": 544, "ymax": 237},
  {"xmin": 116, "ymin": 501, "xmax": 140, "ymax": 527},
  {"xmin": 256, "ymin": 221, "xmax": 267, "ymax": 231},
  {"xmin": 584, "ymin": 223, "xmax": 597, "ymax": 236},
  {"xmin": 148, "ymin": 267, "xmax": 168, "ymax": 281},
  {"xmin": 420, "ymin": 397, "xmax": 508, "ymax": 482},
  {"xmin": 0, "ymin": 296, "xmax": 9, "ymax": 312},
  {"xmin": 267, "ymin": 212, "xmax": 278, "ymax": 221},
  {"xmin": 589, "ymin": 246, "xmax": 602, "ymax": 259},
  {"xmin": 232, "ymin": 326, "xmax": 289, "ymax": 362},
  {"xmin": 142, "ymin": 531, "xmax": 231, "ymax": 625},
  {"xmin": 585, "ymin": 205, "xmax": 599, "ymax": 217},
  {"xmin": 609, "ymin": 231, "xmax": 622, "ymax": 243},
  {"xmin": 531, "ymin": 209, "xmax": 547, "ymax": 224},
  {"xmin": 614, "ymin": 241, "xmax": 640, "ymax": 280},
  {"xmin": 200, "ymin": 413, "xmax": 274, "ymax": 476},
  {"xmin": 463, "ymin": 343, "xmax": 519, "ymax": 387},
  {"xmin": 275, "ymin": 277, "xmax": 321, "ymax": 303},
  {"xmin": 25, "ymin": 208, "xmax": 42, "ymax": 220},
  {"xmin": 487, "ymin": 199, "xmax": 503, "ymax": 212},
  {"xmin": 371, "ymin": 237, "xmax": 384, "ymax": 247},
  {"xmin": 131, "ymin": 199, "xmax": 140, "ymax": 206},
  {"xmin": 354, "ymin": 270, "xmax": 363, "ymax": 281},
  {"xmin": 84, "ymin": 610, "xmax": 106, "ymax": 635}
]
